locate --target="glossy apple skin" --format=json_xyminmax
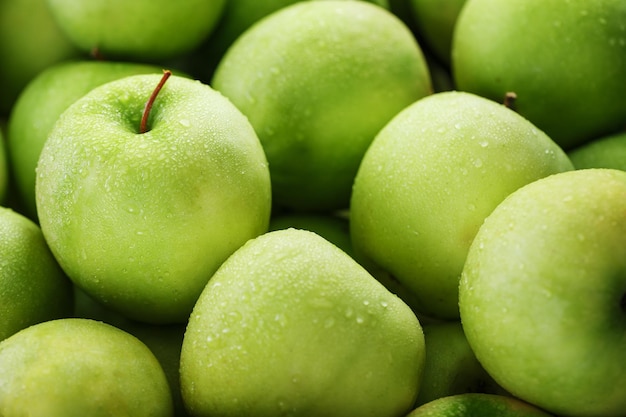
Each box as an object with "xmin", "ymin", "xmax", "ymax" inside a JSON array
[
  {"xmin": 180, "ymin": 229, "xmax": 425, "ymax": 417},
  {"xmin": 0, "ymin": 206, "xmax": 73, "ymax": 342},
  {"xmin": 452, "ymin": 0, "xmax": 626, "ymax": 149},
  {"xmin": 459, "ymin": 168, "xmax": 626, "ymax": 417},
  {"xmin": 7, "ymin": 60, "xmax": 165, "ymax": 220},
  {"xmin": 0, "ymin": 318, "xmax": 173, "ymax": 417},
  {"xmin": 46, "ymin": 0, "xmax": 226, "ymax": 60},
  {"xmin": 36, "ymin": 74, "xmax": 272, "ymax": 324},
  {"xmin": 350, "ymin": 91, "xmax": 573, "ymax": 320},
  {"xmin": 212, "ymin": 0, "xmax": 432, "ymax": 211},
  {"xmin": 407, "ymin": 393, "xmax": 553, "ymax": 417}
]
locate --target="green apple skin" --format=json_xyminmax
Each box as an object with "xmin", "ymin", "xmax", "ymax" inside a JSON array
[
  {"xmin": 7, "ymin": 60, "xmax": 166, "ymax": 221},
  {"xmin": 0, "ymin": 206, "xmax": 73, "ymax": 342},
  {"xmin": 452, "ymin": 0, "xmax": 626, "ymax": 149},
  {"xmin": 45, "ymin": 0, "xmax": 226, "ymax": 61},
  {"xmin": 36, "ymin": 74, "xmax": 272, "ymax": 324},
  {"xmin": 180, "ymin": 228, "xmax": 425, "ymax": 417},
  {"xmin": 212, "ymin": 0, "xmax": 432, "ymax": 212},
  {"xmin": 0, "ymin": 129, "xmax": 8, "ymax": 204},
  {"xmin": 350, "ymin": 91, "xmax": 573, "ymax": 320},
  {"xmin": 568, "ymin": 131, "xmax": 626, "ymax": 170},
  {"xmin": 415, "ymin": 321, "xmax": 505, "ymax": 406},
  {"xmin": 0, "ymin": 0, "xmax": 82, "ymax": 116},
  {"xmin": 459, "ymin": 168, "xmax": 626, "ymax": 417},
  {"xmin": 0, "ymin": 318, "xmax": 173, "ymax": 417},
  {"xmin": 409, "ymin": 0, "xmax": 467, "ymax": 66},
  {"xmin": 406, "ymin": 393, "xmax": 554, "ymax": 417}
]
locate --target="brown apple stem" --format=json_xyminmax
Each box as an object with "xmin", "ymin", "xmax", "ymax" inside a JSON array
[
  {"xmin": 140, "ymin": 69, "xmax": 172, "ymax": 134},
  {"xmin": 503, "ymin": 92, "xmax": 517, "ymax": 111}
]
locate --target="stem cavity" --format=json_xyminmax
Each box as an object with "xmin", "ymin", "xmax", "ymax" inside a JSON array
[{"xmin": 140, "ymin": 69, "xmax": 172, "ymax": 134}]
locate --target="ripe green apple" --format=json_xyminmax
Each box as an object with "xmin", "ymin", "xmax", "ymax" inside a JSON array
[
  {"xmin": 36, "ymin": 73, "xmax": 272, "ymax": 324},
  {"xmin": 0, "ymin": 318, "xmax": 173, "ymax": 416},
  {"xmin": 452, "ymin": 0, "xmax": 626, "ymax": 149},
  {"xmin": 7, "ymin": 60, "xmax": 167, "ymax": 220},
  {"xmin": 212, "ymin": 0, "xmax": 432, "ymax": 211},
  {"xmin": 415, "ymin": 321, "xmax": 505, "ymax": 406},
  {"xmin": 46, "ymin": 0, "xmax": 227, "ymax": 61},
  {"xmin": 180, "ymin": 228, "xmax": 425, "ymax": 417},
  {"xmin": 0, "ymin": 206, "xmax": 73, "ymax": 342},
  {"xmin": 406, "ymin": 393, "xmax": 553, "ymax": 417},
  {"xmin": 350, "ymin": 91, "xmax": 573, "ymax": 320},
  {"xmin": 0, "ymin": 0, "xmax": 81, "ymax": 116},
  {"xmin": 459, "ymin": 168, "xmax": 626, "ymax": 417},
  {"xmin": 409, "ymin": 0, "xmax": 467, "ymax": 66},
  {"xmin": 568, "ymin": 131, "xmax": 626, "ymax": 170}
]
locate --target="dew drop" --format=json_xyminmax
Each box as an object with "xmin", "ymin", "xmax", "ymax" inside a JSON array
[{"xmin": 179, "ymin": 119, "xmax": 190, "ymax": 127}]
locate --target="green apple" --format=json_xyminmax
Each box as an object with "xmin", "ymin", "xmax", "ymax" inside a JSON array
[
  {"xmin": 269, "ymin": 211, "xmax": 353, "ymax": 257},
  {"xmin": 459, "ymin": 168, "xmax": 626, "ymax": 417},
  {"xmin": 406, "ymin": 393, "xmax": 553, "ymax": 417},
  {"xmin": 0, "ymin": 318, "xmax": 173, "ymax": 416},
  {"xmin": 36, "ymin": 72, "xmax": 272, "ymax": 324},
  {"xmin": 0, "ymin": 128, "xmax": 8, "ymax": 204},
  {"xmin": 46, "ymin": 0, "xmax": 227, "ymax": 61},
  {"xmin": 409, "ymin": 0, "xmax": 467, "ymax": 66},
  {"xmin": 212, "ymin": 0, "xmax": 432, "ymax": 211},
  {"xmin": 452, "ymin": 0, "xmax": 626, "ymax": 149},
  {"xmin": 415, "ymin": 321, "xmax": 505, "ymax": 406},
  {"xmin": 180, "ymin": 228, "xmax": 425, "ymax": 417},
  {"xmin": 0, "ymin": 206, "xmax": 73, "ymax": 342},
  {"xmin": 7, "ymin": 59, "xmax": 167, "ymax": 220},
  {"xmin": 350, "ymin": 91, "xmax": 573, "ymax": 320},
  {"xmin": 568, "ymin": 131, "xmax": 626, "ymax": 170},
  {"xmin": 0, "ymin": 0, "xmax": 81, "ymax": 116}
]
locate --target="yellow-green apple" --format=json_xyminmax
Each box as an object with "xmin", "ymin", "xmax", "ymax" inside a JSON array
[
  {"xmin": 459, "ymin": 168, "xmax": 626, "ymax": 417},
  {"xmin": 350, "ymin": 91, "xmax": 573, "ymax": 320},
  {"xmin": 7, "ymin": 60, "xmax": 166, "ymax": 220},
  {"xmin": 180, "ymin": 228, "xmax": 425, "ymax": 417},
  {"xmin": 45, "ymin": 0, "xmax": 227, "ymax": 61},
  {"xmin": 0, "ymin": 318, "xmax": 173, "ymax": 416},
  {"xmin": 0, "ymin": 0, "xmax": 81, "ymax": 116},
  {"xmin": 407, "ymin": 393, "xmax": 554, "ymax": 417},
  {"xmin": 212, "ymin": 0, "xmax": 432, "ymax": 211},
  {"xmin": 568, "ymin": 131, "xmax": 626, "ymax": 171},
  {"xmin": 36, "ymin": 72, "xmax": 272, "ymax": 324},
  {"xmin": 0, "ymin": 206, "xmax": 73, "ymax": 342},
  {"xmin": 452, "ymin": 0, "xmax": 626, "ymax": 149}
]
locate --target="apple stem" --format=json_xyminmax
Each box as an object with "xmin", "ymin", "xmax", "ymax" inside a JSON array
[
  {"xmin": 503, "ymin": 92, "xmax": 517, "ymax": 111},
  {"xmin": 140, "ymin": 69, "xmax": 172, "ymax": 134}
]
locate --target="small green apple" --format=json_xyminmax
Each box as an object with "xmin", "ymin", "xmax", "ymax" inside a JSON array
[
  {"xmin": 452, "ymin": 0, "xmax": 626, "ymax": 149},
  {"xmin": 36, "ymin": 72, "xmax": 272, "ymax": 324},
  {"xmin": 409, "ymin": 0, "xmax": 467, "ymax": 66},
  {"xmin": 7, "ymin": 59, "xmax": 167, "ymax": 220},
  {"xmin": 459, "ymin": 168, "xmax": 626, "ymax": 417},
  {"xmin": 0, "ymin": 0, "xmax": 81, "ymax": 115},
  {"xmin": 415, "ymin": 321, "xmax": 505, "ymax": 406},
  {"xmin": 212, "ymin": 0, "xmax": 432, "ymax": 211},
  {"xmin": 0, "ymin": 318, "xmax": 173, "ymax": 416},
  {"xmin": 568, "ymin": 130, "xmax": 626, "ymax": 171},
  {"xmin": 350, "ymin": 91, "xmax": 573, "ymax": 319},
  {"xmin": 180, "ymin": 228, "xmax": 425, "ymax": 417},
  {"xmin": 46, "ymin": 0, "xmax": 227, "ymax": 61},
  {"xmin": 0, "ymin": 206, "xmax": 73, "ymax": 342},
  {"xmin": 406, "ymin": 393, "xmax": 554, "ymax": 417}
]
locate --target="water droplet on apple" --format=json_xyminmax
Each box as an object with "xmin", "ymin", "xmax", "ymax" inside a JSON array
[
  {"xmin": 356, "ymin": 316, "xmax": 365, "ymax": 324},
  {"xmin": 473, "ymin": 158, "xmax": 483, "ymax": 168},
  {"xmin": 479, "ymin": 140, "xmax": 489, "ymax": 148},
  {"xmin": 179, "ymin": 119, "xmax": 190, "ymax": 127},
  {"xmin": 380, "ymin": 301, "xmax": 388, "ymax": 308}
]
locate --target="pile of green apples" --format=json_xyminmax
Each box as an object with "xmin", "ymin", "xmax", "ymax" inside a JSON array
[{"xmin": 1, "ymin": 0, "xmax": 625, "ymax": 416}]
